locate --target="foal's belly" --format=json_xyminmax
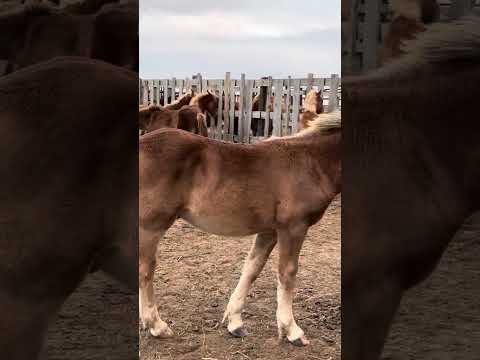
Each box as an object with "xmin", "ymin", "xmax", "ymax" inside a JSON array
[{"xmin": 179, "ymin": 204, "xmax": 274, "ymax": 237}]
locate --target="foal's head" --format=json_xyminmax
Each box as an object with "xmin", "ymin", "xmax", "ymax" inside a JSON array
[
  {"xmin": 190, "ymin": 91, "xmax": 218, "ymax": 116},
  {"xmin": 174, "ymin": 90, "xmax": 195, "ymax": 106},
  {"xmin": 190, "ymin": 91, "xmax": 219, "ymax": 126},
  {"xmin": 304, "ymin": 89, "xmax": 324, "ymax": 114}
]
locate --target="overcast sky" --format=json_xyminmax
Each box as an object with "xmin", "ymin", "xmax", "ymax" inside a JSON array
[{"xmin": 139, "ymin": 0, "xmax": 340, "ymax": 79}]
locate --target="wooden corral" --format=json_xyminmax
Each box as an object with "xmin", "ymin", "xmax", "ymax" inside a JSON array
[
  {"xmin": 342, "ymin": 0, "xmax": 480, "ymax": 74},
  {"xmin": 139, "ymin": 73, "xmax": 341, "ymax": 143}
]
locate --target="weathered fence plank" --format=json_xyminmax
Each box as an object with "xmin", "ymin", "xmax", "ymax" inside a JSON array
[
  {"xmin": 264, "ymin": 76, "xmax": 273, "ymax": 137},
  {"xmin": 223, "ymin": 72, "xmax": 231, "ymax": 141},
  {"xmin": 229, "ymin": 80, "xmax": 236, "ymax": 142},
  {"xmin": 291, "ymin": 79, "xmax": 301, "ymax": 134},
  {"xmin": 272, "ymin": 79, "xmax": 283, "ymax": 137},
  {"xmin": 244, "ymin": 80, "xmax": 254, "ymax": 143},
  {"xmin": 328, "ymin": 74, "xmax": 340, "ymax": 112},
  {"xmin": 238, "ymin": 74, "xmax": 246, "ymax": 142}
]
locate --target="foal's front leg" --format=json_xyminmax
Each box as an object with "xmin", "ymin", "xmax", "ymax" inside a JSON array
[
  {"xmin": 223, "ymin": 231, "xmax": 277, "ymax": 337},
  {"xmin": 139, "ymin": 227, "xmax": 173, "ymax": 337},
  {"xmin": 276, "ymin": 224, "xmax": 309, "ymax": 346}
]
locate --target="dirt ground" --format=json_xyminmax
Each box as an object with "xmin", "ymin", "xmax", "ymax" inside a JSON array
[
  {"xmin": 384, "ymin": 214, "xmax": 480, "ymax": 359},
  {"xmin": 46, "ymin": 272, "xmax": 138, "ymax": 360},
  {"xmin": 140, "ymin": 197, "xmax": 341, "ymax": 360}
]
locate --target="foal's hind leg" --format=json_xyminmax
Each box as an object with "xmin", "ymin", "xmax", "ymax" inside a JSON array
[
  {"xmin": 139, "ymin": 225, "xmax": 173, "ymax": 337},
  {"xmin": 276, "ymin": 224, "xmax": 309, "ymax": 346},
  {"xmin": 223, "ymin": 231, "xmax": 277, "ymax": 337}
]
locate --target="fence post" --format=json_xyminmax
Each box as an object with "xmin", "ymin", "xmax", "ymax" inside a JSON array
[
  {"xmin": 215, "ymin": 81, "xmax": 223, "ymax": 140},
  {"xmin": 244, "ymin": 80, "xmax": 254, "ymax": 143},
  {"xmin": 285, "ymin": 76, "xmax": 292, "ymax": 135},
  {"xmin": 272, "ymin": 79, "xmax": 283, "ymax": 137},
  {"xmin": 171, "ymin": 77, "xmax": 176, "ymax": 102},
  {"xmin": 229, "ymin": 79, "xmax": 236, "ymax": 142},
  {"xmin": 264, "ymin": 76, "xmax": 273, "ymax": 137},
  {"xmin": 143, "ymin": 79, "xmax": 149, "ymax": 105},
  {"xmin": 196, "ymin": 73, "xmax": 202, "ymax": 93},
  {"xmin": 328, "ymin": 74, "xmax": 340, "ymax": 112},
  {"xmin": 238, "ymin": 74, "xmax": 246, "ymax": 142},
  {"xmin": 291, "ymin": 79, "xmax": 301, "ymax": 134},
  {"xmin": 306, "ymin": 73, "xmax": 314, "ymax": 93},
  {"xmin": 223, "ymin": 72, "xmax": 231, "ymax": 141}
]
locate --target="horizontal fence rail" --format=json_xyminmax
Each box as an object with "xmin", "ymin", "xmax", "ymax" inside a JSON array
[{"xmin": 139, "ymin": 72, "xmax": 341, "ymax": 143}]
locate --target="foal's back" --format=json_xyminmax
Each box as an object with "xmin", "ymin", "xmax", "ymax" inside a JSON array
[{"xmin": 140, "ymin": 128, "xmax": 336, "ymax": 235}]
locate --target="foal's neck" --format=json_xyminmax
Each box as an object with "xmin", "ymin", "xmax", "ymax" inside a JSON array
[{"xmin": 295, "ymin": 131, "xmax": 342, "ymax": 194}]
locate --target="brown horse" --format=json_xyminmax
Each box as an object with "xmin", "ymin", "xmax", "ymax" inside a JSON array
[
  {"xmin": 381, "ymin": 0, "xmax": 440, "ymax": 64},
  {"xmin": 138, "ymin": 104, "xmax": 208, "ymax": 136},
  {"xmin": 342, "ymin": 17, "xmax": 480, "ymax": 359},
  {"xmin": 163, "ymin": 90, "xmax": 195, "ymax": 110},
  {"xmin": 0, "ymin": 57, "xmax": 137, "ymax": 360},
  {"xmin": 189, "ymin": 90, "xmax": 219, "ymax": 128},
  {"xmin": 299, "ymin": 89, "xmax": 324, "ymax": 130},
  {"xmin": 139, "ymin": 111, "xmax": 341, "ymax": 346}
]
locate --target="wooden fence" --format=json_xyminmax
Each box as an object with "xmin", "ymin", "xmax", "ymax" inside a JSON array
[
  {"xmin": 342, "ymin": 0, "xmax": 480, "ymax": 74},
  {"xmin": 139, "ymin": 73, "xmax": 341, "ymax": 143}
]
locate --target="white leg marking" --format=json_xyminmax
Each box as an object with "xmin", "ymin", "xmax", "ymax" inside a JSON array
[
  {"xmin": 223, "ymin": 232, "xmax": 276, "ymax": 336},
  {"xmin": 139, "ymin": 229, "xmax": 174, "ymax": 338},
  {"xmin": 276, "ymin": 226, "xmax": 310, "ymax": 346}
]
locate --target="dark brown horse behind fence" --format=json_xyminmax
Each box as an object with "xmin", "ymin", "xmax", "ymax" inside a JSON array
[
  {"xmin": 139, "ymin": 111, "xmax": 341, "ymax": 346},
  {"xmin": 189, "ymin": 90, "xmax": 219, "ymax": 128},
  {"xmin": 138, "ymin": 104, "xmax": 207, "ymax": 136},
  {"xmin": 164, "ymin": 90, "xmax": 195, "ymax": 110},
  {"xmin": 343, "ymin": 16, "xmax": 480, "ymax": 360},
  {"xmin": 0, "ymin": 57, "xmax": 137, "ymax": 360}
]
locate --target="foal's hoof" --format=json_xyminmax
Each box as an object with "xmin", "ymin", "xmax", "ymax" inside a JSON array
[
  {"xmin": 289, "ymin": 335, "xmax": 310, "ymax": 347},
  {"xmin": 229, "ymin": 326, "xmax": 248, "ymax": 338},
  {"xmin": 149, "ymin": 326, "xmax": 174, "ymax": 338}
]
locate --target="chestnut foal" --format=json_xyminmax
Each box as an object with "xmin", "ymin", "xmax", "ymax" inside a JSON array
[{"xmin": 139, "ymin": 111, "xmax": 341, "ymax": 346}]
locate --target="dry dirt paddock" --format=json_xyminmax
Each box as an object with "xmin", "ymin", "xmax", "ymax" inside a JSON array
[{"xmin": 140, "ymin": 196, "xmax": 341, "ymax": 360}]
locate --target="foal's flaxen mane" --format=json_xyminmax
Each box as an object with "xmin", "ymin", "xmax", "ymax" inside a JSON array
[
  {"xmin": 377, "ymin": 16, "xmax": 480, "ymax": 75},
  {"xmin": 263, "ymin": 110, "xmax": 341, "ymax": 142},
  {"xmin": 296, "ymin": 110, "xmax": 341, "ymax": 136}
]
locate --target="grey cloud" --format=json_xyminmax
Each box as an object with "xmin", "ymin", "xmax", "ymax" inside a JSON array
[{"xmin": 140, "ymin": 0, "xmax": 341, "ymax": 78}]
